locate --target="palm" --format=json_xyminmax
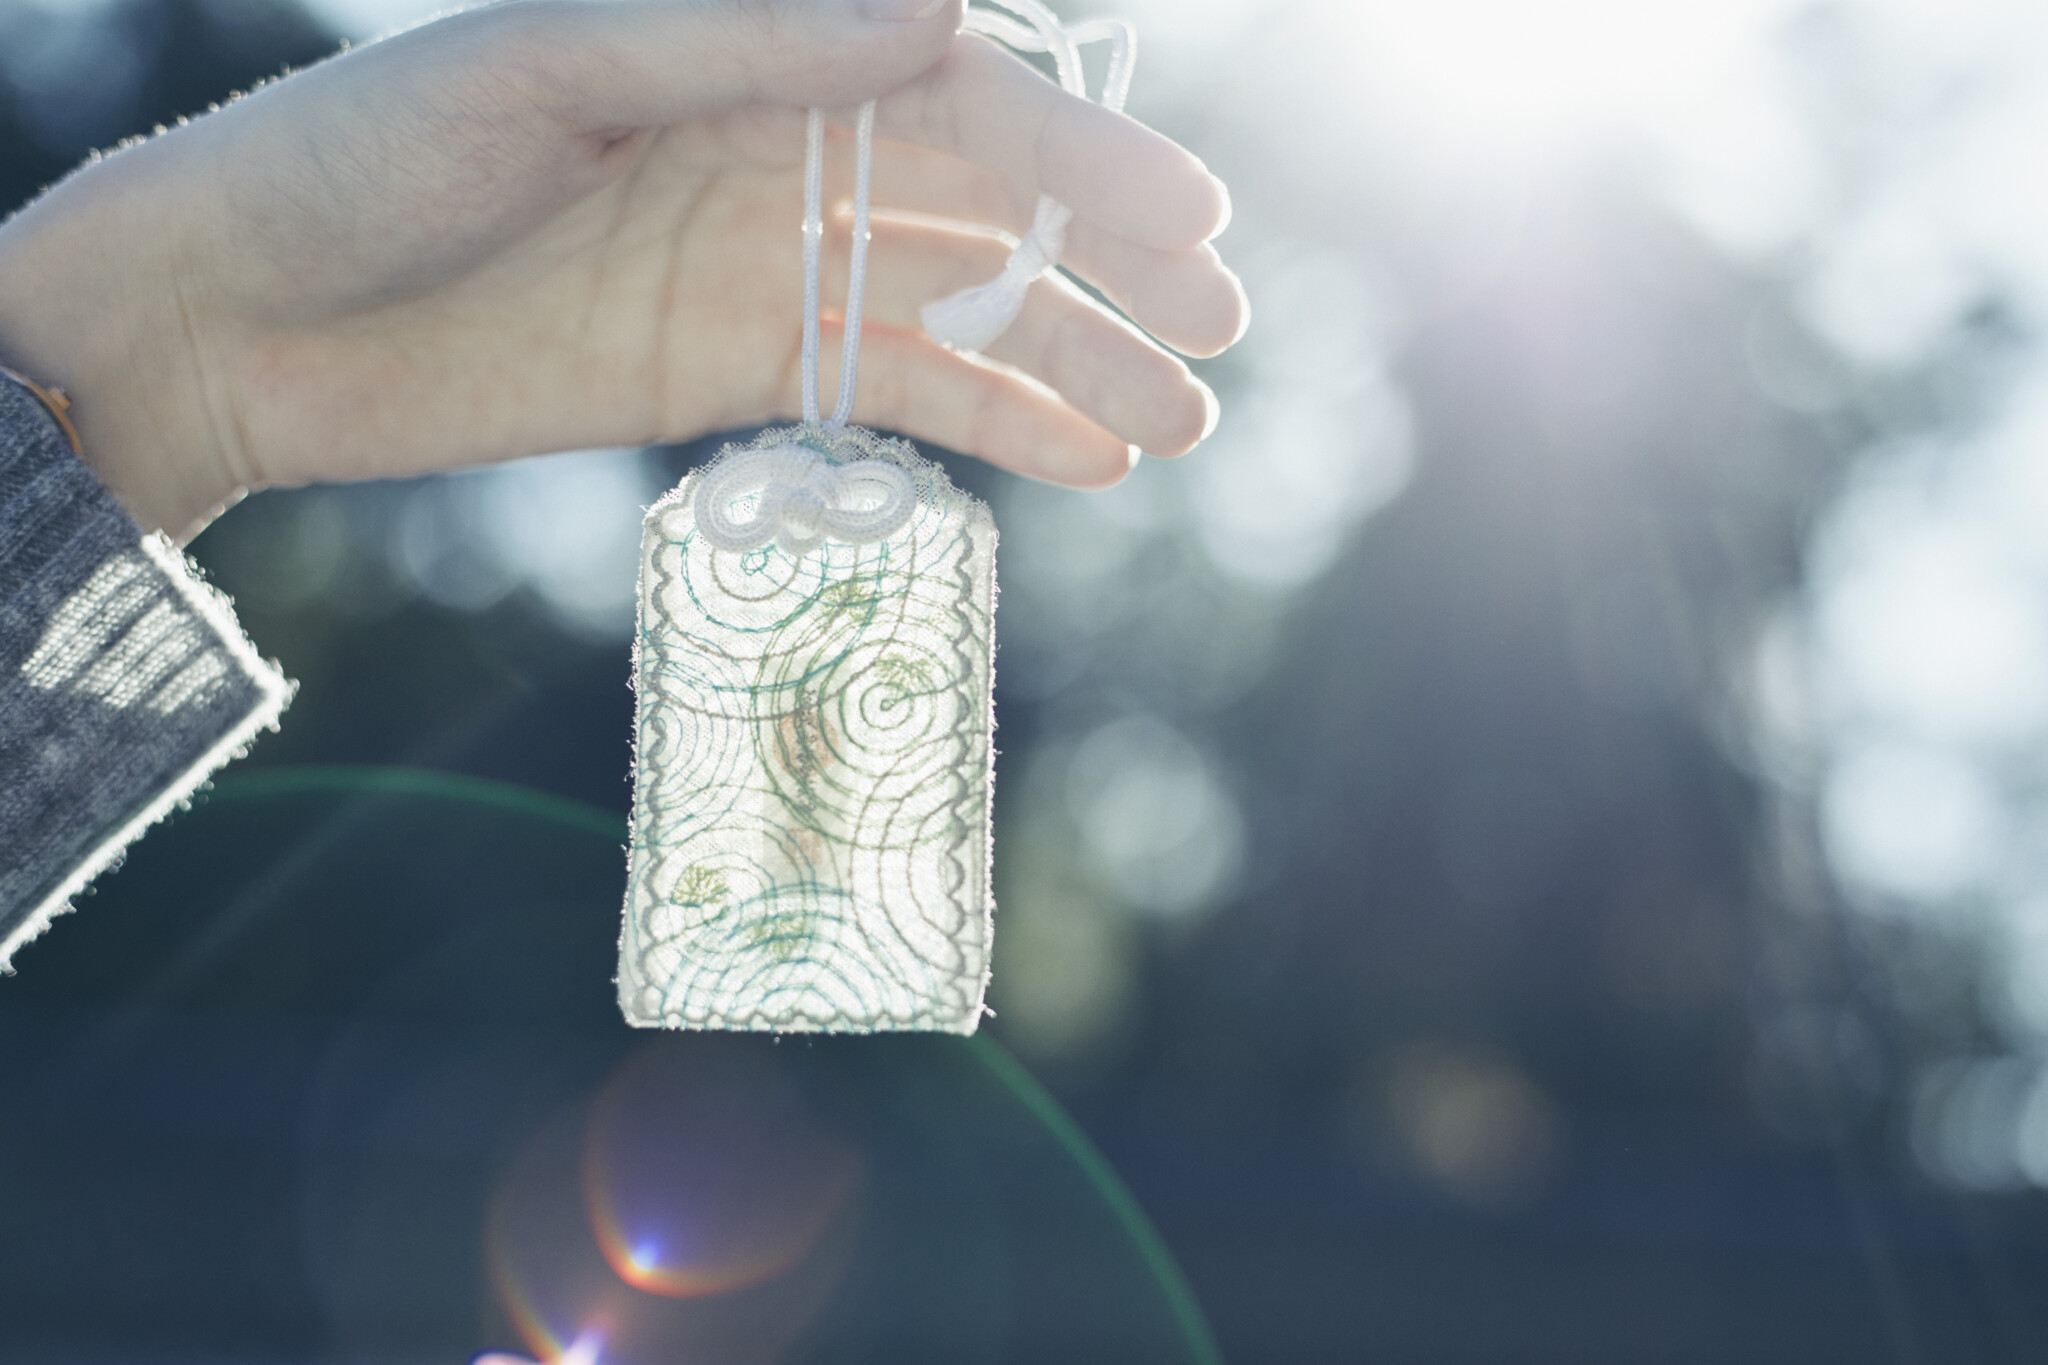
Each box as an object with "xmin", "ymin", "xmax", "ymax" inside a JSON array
[
  {"xmin": 0, "ymin": 4, "xmax": 1245, "ymax": 540},
  {"xmin": 225, "ymin": 109, "xmax": 833, "ymax": 489}
]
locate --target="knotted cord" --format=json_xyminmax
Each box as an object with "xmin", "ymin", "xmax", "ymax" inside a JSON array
[{"xmin": 922, "ymin": 0, "xmax": 1136, "ymax": 353}]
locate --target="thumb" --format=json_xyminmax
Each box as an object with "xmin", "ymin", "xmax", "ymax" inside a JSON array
[{"xmin": 510, "ymin": 0, "xmax": 964, "ymax": 132}]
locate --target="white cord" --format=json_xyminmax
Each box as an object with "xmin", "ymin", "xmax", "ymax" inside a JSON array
[
  {"xmin": 717, "ymin": 102, "xmax": 908, "ymax": 557},
  {"xmin": 800, "ymin": 6, "xmax": 1135, "ymax": 402},
  {"xmin": 835, "ymin": 99, "xmax": 878, "ymax": 428},
  {"xmin": 800, "ymin": 100, "xmax": 880, "ymax": 430},
  {"xmin": 800, "ymin": 108, "xmax": 827, "ymax": 426},
  {"xmin": 922, "ymin": 2, "xmax": 1136, "ymax": 354}
]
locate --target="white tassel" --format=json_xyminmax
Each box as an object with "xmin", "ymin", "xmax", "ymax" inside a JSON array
[
  {"xmin": 922, "ymin": 3, "xmax": 1135, "ymax": 355},
  {"xmin": 923, "ymin": 197, "xmax": 1071, "ymax": 353}
]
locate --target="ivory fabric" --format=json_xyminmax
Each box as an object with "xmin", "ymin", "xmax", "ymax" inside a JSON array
[{"xmin": 620, "ymin": 425, "xmax": 998, "ymax": 1034}]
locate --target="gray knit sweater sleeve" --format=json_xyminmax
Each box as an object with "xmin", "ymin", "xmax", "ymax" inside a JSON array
[{"xmin": 0, "ymin": 375, "xmax": 290, "ymax": 970}]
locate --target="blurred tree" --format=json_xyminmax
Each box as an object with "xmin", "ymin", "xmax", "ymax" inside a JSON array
[{"xmin": 0, "ymin": 0, "xmax": 336, "ymax": 210}]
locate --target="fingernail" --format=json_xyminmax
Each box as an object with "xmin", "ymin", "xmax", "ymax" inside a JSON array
[
  {"xmin": 1206, "ymin": 174, "xmax": 1233, "ymax": 240},
  {"xmin": 1224, "ymin": 269, "xmax": 1252, "ymax": 348},
  {"xmin": 860, "ymin": 0, "xmax": 947, "ymax": 20},
  {"xmin": 1197, "ymin": 380, "xmax": 1222, "ymax": 443}
]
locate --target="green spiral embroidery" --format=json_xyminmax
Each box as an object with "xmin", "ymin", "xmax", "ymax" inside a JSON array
[{"xmin": 621, "ymin": 425, "xmax": 997, "ymax": 1034}]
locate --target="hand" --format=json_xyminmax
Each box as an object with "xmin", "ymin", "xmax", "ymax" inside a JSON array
[{"xmin": 0, "ymin": 0, "xmax": 1245, "ymax": 542}]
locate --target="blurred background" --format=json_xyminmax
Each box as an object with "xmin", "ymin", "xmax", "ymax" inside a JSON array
[{"xmin": 6, "ymin": 0, "xmax": 2048, "ymax": 1359}]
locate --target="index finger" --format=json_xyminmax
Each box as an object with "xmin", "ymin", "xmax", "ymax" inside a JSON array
[{"xmin": 867, "ymin": 33, "xmax": 1230, "ymax": 253}]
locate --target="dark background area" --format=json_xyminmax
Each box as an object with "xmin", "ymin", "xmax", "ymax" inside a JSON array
[{"xmin": 4, "ymin": 0, "xmax": 2047, "ymax": 1361}]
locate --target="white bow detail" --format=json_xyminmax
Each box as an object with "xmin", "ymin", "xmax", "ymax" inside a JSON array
[{"xmin": 692, "ymin": 445, "xmax": 916, "ymax": 556}]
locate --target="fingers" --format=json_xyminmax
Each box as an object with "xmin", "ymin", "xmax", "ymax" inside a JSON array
[
  {"xmin": 982, "ymin": 273, "xmax": 1219, "ymax": 458},
  {"xmin": 811, "ymin": 323, "xmax": 1137, "ymax": 488},
  {"xmin": 1064, "ymin": 234, "xmax": 1250, "ymax": 361},
  {"xmin": 870, "ymin": 35, "xmax": 1229, "ymax": 253},
  {"xmin": 405, "ymin": 6, "xmax": 1226, "ymax": 262},
  {"xmin": 835, "ymin": 217, "xmax": 1217, "ymax": 457},
  {"xmin": 476, "ymin": 0, "xmax": 964, "ymax": 133},
  {"xmin": 866, "ymin": 140, "xmax": 1248, "ymax": 358}
]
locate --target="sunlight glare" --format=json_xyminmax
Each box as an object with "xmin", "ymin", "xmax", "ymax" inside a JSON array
[{"xmin": 1338, "ymin": 0, "xmax": 1792, "ymax": 154}]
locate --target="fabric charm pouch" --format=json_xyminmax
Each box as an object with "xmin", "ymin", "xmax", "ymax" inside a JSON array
[
  {"xmin": 621, "ymin": 2, "xmax": 1130, "ymax": 1034},
  {"xmin": 621, "ymin": 422, "xmax": 997, "ymax": 1033},
  {"xmin": 620, "ymin": 94, "xmax": 999, "ymax": 1035}
]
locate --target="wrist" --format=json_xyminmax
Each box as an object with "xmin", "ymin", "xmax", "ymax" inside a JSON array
[
  {"xmin": 0, "ymin": 363, "xmax": 83, "ymax": 455},
  {"xmin": 0, "ymin": 145, "xmax": 242, "ymax": 542}
]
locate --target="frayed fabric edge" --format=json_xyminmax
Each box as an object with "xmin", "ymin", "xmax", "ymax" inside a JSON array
[{"xmin": 0, "ymin": 532, "xmax": 294, "ymax": 974}]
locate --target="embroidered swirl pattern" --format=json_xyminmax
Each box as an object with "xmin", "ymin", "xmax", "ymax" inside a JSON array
[{"xmin": 621, "ymin": 425, "xmax": 997, "ymax": 1033}]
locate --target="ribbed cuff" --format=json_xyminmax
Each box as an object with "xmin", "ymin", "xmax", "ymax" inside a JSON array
[{"xmin": 0, "ymin": 376, "xmax": 292, "ymax": 971}]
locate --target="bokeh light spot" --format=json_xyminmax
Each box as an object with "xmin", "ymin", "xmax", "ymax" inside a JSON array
[
  {"xmin": 487, "ymin": 1040, "xmax": 862, "ymax": 1365},
  {"xmin": 583, "ymin": 1045, "xmax": 862, "ymax": 1299}
]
